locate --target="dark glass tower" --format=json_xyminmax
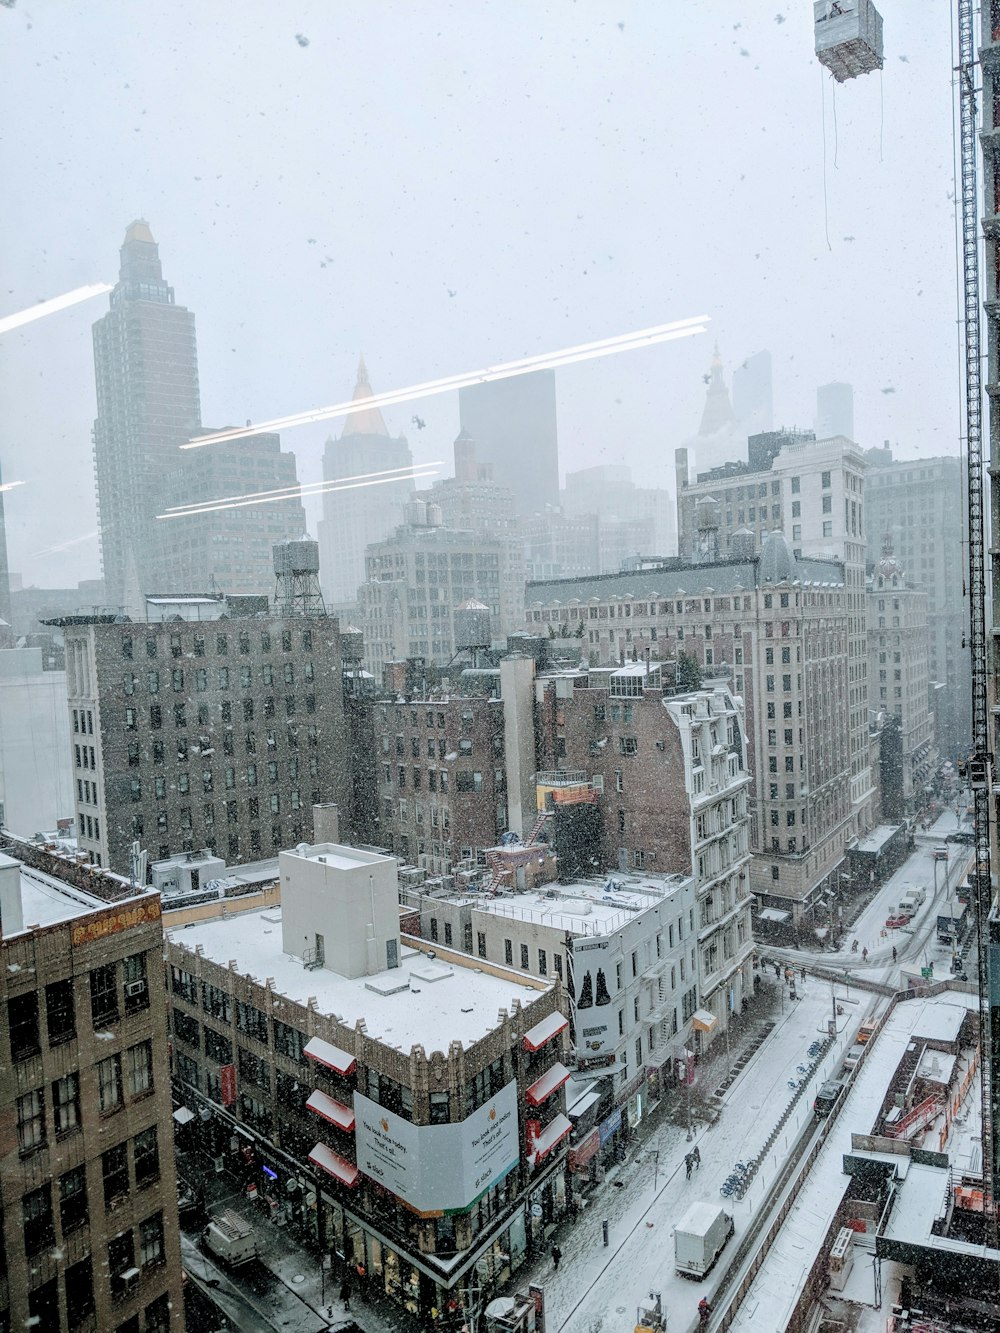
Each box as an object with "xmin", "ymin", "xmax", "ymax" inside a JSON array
[{"xmin": 91, "ymin": 221, "xmax": 202, "ymax": 611}]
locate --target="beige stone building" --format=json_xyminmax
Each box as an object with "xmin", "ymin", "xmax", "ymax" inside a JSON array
[{"xmin": 166, "ymin": 842, "xmax": 570, "ymax": 1325}]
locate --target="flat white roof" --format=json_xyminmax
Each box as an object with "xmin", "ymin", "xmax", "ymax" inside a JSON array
[
  {"xmin": 282, "ymin": 843, "xmax": 393, "ymax": 872},
  {"xmin": 14, "ymin": 864, "xmax": 115, "ymax": 934},
  {"xmin": 168, "ymin": 907, "xmax": 549, "ymax": 1054},
  {"xmin": 854, "ymin": 823, "xmax": 902, "ymax": 855},
  {"xmin": 459, "ymin": 875, "xmax": 691, "ymax": 937},
  {"xmin": 910, "ymin": 997, "xmax": 968, "ymax": 1045}
]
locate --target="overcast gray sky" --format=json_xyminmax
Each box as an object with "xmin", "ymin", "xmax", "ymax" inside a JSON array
[{"xmin": 2, "ymin": 1, "xmax": 958, "ymax": 587}]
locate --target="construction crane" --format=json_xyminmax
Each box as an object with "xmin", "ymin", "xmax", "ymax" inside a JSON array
[
  {"xmin": 816, "ymin": 0, "xmax": 999, "ymax": 1241},
  {"xmin": 956, "ymin": 0, "xmax": 999, "ymax": 1243}
]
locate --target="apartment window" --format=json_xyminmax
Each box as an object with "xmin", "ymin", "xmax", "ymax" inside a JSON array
[
  {"xmin": 504, "ymin": 938, "xmax": 513, "ymax": 965},
  {"xmin": 53, "ymin": 1071, "xmax": 81, "ymax": 1134},
  {"xmin": 822, "ymin": 494, "xmax": 832, "ymax": 514},
  {"xmin": 60, "ymin": 1164, "xmax": 89, "ymax": 1234},
  {"xmin": 147, "ymin": 669, "xmax": 159, "ymax": 694},
  {"xmin": 822, "ymin": 521, "xmax": 833, "ymax": 538},
  {"xmin": 98, "ymin": 1054, "xmax": 123, "ymax": 1113},
  {"xmin": 538, "ymin": 948, "xmax": 548, "ymax": 976},
  {"xmin": 619, "ymin": 736, "xmax": 638, "ymax": 756},
  {"xmin": 103, "ymin": 1142, "xmax": 130, "ymax": 1207},
  {"xmin": 127, "ymin": 1040, "xmax": 153, "ymax": 1098},
  {"xmin": 204, "ymin": 1027, "xmax": 233, "ymax": 1065},
  {"xmin": 17, "ymin": 1088, "xmax": 46, "ymax": 1154},
  {"xmin": 122, "ymin": 636, "xmax": 133, "ymax": 659},
  {"xmin": 174, "ymin": 703, "xmax": 187, "ymax": 727},
  {"xmin": 477, "ymin": 931, "xmax": 487, "ymax": 958},
  {"xmin": 134, "ymin": 1125, "xmax": 160, "ymax": 1188},
  {"xmin": 108, "ymin": 1230, "xmax": 137, "ymax": 1301},
  {"xmin": 90, "ymin": 963, "xmax": 119, "ymax": 1027},
  {"xmin": 140, "ymin": 1212, "xmax": 165, "ymax": 1270},
  {"xmin": 23, "ymin": 1184, "xmax": 54, "ymax": 1257},
  {"xmin": 821, "ymin": 470, "xmax": 831, "ymax": 488},
  {"xmin": 520, "ymin": 942, "xmax": 530, "ymax": 969},
  {"xmin": 171, "ymin": 667, "xmax": 184, "ymax": 691},
  {"xmin": 46, "ymin": 978, "xmax": 76, "ymax": 1045}
]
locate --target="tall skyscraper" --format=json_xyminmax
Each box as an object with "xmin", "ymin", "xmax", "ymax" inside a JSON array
[
  {"xmin": 157, "ymin": 432, "xmax": 306, "ymax": 596},
  {"xmin": 92, "ymin": 221, "xmax": 202, "ymax": 613},
  {"xmin": 816, "ymin": 381, "xmax": 855, "ymax": 441},
  {"xmin": 732, "ymin": 349, "xmax": 774, "ymax": 436},
  {"xmin": 317, "ymin": 359, "xmax": 413, "ymax": 606},
  {"xmin": 458, "ymin": 369, "xmax": 559, "ymax": 515}
]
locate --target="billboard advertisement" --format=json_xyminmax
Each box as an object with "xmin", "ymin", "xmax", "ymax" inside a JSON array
[
  {"xmin": 572, "ymin": 937, "xmax": 617, "ymax": 1061},
  {"xmin": 354, "ymin": 1079, "xmax": 518, "ymax": 1215}
]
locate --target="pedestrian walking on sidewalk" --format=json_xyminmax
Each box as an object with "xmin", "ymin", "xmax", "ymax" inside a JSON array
[
  {"xmin": 685, "ymin": 1152, "xmax": 693, "ymax": 1179},
  {"xmin": 800, "ymin": 967, "xmax": 806, "ymax": 983},
  {"xmin": 892, "ymin": 946, "xmax": 897, "ymax": 962},
  {"xmin": 339, "ymin": 1278, "xmax": 351, "ymax": 1312},
  {"xmin": 693, "ymin": 1146, "xmax": 701, "ymax": 1169},
  {"xmin": 551, "ymin": 1244, "xmax": 562, "ymax": 1272}
]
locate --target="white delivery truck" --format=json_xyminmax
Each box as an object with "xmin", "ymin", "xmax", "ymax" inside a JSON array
[
  {"xmin": 202, "ymin": 1209, "xmax": 259, "ymax": 1266},
  {"xmin": 899, "ymin": 888, "xmax": 925, "ymax": 916},
  {"xmin": 674, "ymin": 1201, "xmax": 735, "ymax": 1279}
]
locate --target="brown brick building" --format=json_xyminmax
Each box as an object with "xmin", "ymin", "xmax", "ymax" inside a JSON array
[
  {"xmin": 166, "ymin": 842, "xmax": 570, "ymax": 1323},
  {"xmin": 375, "ymin": 693, "xmax": 507, "ymax": 875},
  {"xmin": 0, "ymin": 836, "xmax": 183, "ymax": 1332},
  {"xmin": 56, "ymin": 611, "xmax": 352, "ymax": 875}
]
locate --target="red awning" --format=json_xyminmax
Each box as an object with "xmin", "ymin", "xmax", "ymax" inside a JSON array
[
  {"xmin": 304, "ymin": 1036, "xmax": 357, "ymax": 1075},
  {"xmin": 523, "ymin": 1010, "xmax": 568, "ymax": 1053},
  {"xmin": 306, "ymin": 1089, "xmax": 355, "ymax": 1131},
  {"xmin": 567, "ymin": 1128, "xmax": 601, "ymax": 1172},
  {"xmin": 308, "ymin": 1142, "xmax": 359, "ymax": 1187},
  {"xmin": 525, "ymin": 1062, "xmax": 570, "ymax": 1107},
  {"xmin": 529, "ymin": 1113, "xmax": 573, "ymax": 1164}
]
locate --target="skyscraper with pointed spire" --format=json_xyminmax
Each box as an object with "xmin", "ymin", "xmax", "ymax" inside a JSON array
[
  {"xmin": 317, "ymin": 358, "xmax": 413, "ymax": 606},
  {"xmin": 91, "ymin": 221, "xmax": 202, "ymax": 612}
]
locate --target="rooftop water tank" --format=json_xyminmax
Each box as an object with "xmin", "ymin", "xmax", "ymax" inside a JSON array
[
  {"xmin": 273, "ymin": 538, "xmax": 320, "ymax": 577},
  {"xmin": 454, "ymin": 599, "xmax": 491, "ymax": 652}
]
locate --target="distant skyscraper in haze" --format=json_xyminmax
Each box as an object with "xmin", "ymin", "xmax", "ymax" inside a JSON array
[
  {"xmin": 157, "ymin": 432, "xmax": 307, "ymax": 596},
  {"xmin": 317, "ymin": 358, "xmax": 413, "ymax": 606},
  {"xmin": 732, "ymin": 350, "xmax": 774, "ymax": 436},
  {"xmin": 92, "ymin": 221, "xmax": 202, "ymax": 612},
  {"xmin": 688, "ymin": 344, "xmax": 743, "ymax": 475},
  {"xmin": 0, "ymin": 461, "xmax": 14, "ymax": 643},
  {"xmin": 816, "ymin": 381, "xmax": 854, "ymax": 440},
  {"xmin": 458, "ymin": 369, "xmax": 558, "ymax": 515}
]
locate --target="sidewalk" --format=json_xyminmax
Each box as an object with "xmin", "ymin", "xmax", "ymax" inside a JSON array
[{"xmin": 175, "ymin": 1143, "xmax": 426, "ymax": 1333}]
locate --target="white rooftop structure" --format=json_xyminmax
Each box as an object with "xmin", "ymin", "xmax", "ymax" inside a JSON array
[{"xmin": 167, "ymin": 906, "xmax": 548, "ymax": 1055}]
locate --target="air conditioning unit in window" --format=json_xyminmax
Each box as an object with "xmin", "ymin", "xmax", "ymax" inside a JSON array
[{"xmin": 125, "ymin": 980, "xmax": 147, "ymax": 998}]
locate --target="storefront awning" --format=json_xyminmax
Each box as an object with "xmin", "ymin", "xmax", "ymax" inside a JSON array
[
  {"xmin": 306, "ymin": 1089, "xmax": 355, "ymax": 1131},
  {"xmin": 523, "ymin": 1010, "xmax": 568, "ymax": 1053},
  {"xmin": 529, "ymin": 1113, "xmax": 573, "ymax": 1164},
  {"xmin": 526, "ymin": 1062, "xmax": 570, "ymax": 1107},
  {"xmin": 308, "ymin": 1142, "xmax": 359, "ymax": 1187},
  {"xmin": 758, "ymin": 907, "xmax": 791, "ymax": 923},
  {"xmin": 567, "ymin": 1128, "xmax": 601, "ymax": 1172},
  {"xmin": 691, "ymin": 1009, "xmax": 718, "ymax": 1033},
  {"xmin": 172, "ymin": 1106, "xmax": 195, "ymax": 1125},
  {"xmin": 304, "ymin": 1036, "xmax": 357, "ymax": 1075}
]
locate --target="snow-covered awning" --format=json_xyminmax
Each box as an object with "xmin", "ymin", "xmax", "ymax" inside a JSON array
[
  {"xmin": 523, "ymin": 1010, "xmax": 568, "ymax": 1053},
  {"xmin": 525, "ymin": 1062, "xmax": 570, "ymax": 1107},
  {"xmin": 529, "ymin": 1113, "xmax": 573, "ymax": 1163},
  {"xmin": 306, "ymin": 1089, "xmax": 355, "ymax": 1131},
  {"xmin": 304, "ymin": 1036, "xmax": 357, "ymax": 1075},
  {"xmin": 172, "ymin": 1106, "xmax": 195, "ymax": 1125},
  {"xmin": 758, "ymin": 907, "xmax": 790, "ymax": 923},
  {"xmin": 308, "ymin": 1142, "xmax": 359, "ymax": 1187},
  {"xmin": 691, "ymin": 1009, "xmax": 718, "ymax": 1033}
]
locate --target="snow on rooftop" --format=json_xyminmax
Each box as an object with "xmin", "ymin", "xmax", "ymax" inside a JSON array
[
  {"xmin": 168, "ymin": 906, "xmax": 549, "ymax": 1054},
  {"xmin": 729, "ymin": 989, "xmax": 980, "ymax": 1330},
  {"xmin": 467, "ymin": 875, "xmax": 689, "ymax": 936},
  {"xmin": 10, "ymin": 864, "xmax": 114, "ymax": 934}
]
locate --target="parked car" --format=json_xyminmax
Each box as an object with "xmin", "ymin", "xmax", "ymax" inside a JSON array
[
  {"xmin": 814, "ymin": 1080, "xmax": 846, "ymax": 1118},
  {"xmin": 932, "ymin": 846, "xmax": 949, "ymax": 862},
  {"xmin": 885, "ymin": 914, "xmax": 911, "ymax": 929}
]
